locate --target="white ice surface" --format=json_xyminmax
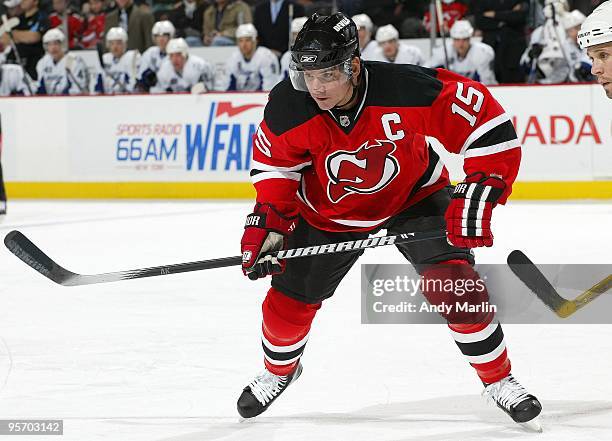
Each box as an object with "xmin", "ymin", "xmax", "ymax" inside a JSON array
[{"xmin": 0, "ymin": 200, "xmax": 611, "ymax": 441}]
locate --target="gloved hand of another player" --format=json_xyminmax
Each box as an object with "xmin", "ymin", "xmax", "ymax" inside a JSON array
[
  {"xmin": 445, "ymin": 172, "xmax": 506, "ymax": 248},
  {"xmin": 528, "ymin": 43, "xmax": 543, "ymax": 61},
  {"xmin": 241, "ymin": 203, "xmax": 297, "ymax": 280}
]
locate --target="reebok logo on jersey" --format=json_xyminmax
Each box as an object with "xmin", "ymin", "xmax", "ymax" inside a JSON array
[{"xmin": 325, "ymin": 139, "xmax": 400, "ymax": 203}]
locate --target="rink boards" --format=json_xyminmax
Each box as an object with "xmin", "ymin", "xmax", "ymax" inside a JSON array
[{"xmin": 0, "ymin": 83, "xmax": 610, "ymax": 199}]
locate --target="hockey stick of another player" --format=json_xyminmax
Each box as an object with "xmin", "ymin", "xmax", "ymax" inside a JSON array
[
  {"xmin": 1, "ymin": 14, "xmax": 34, "ymax": 95},
  {"xmin": 64, "ymin": 55, "xmax": 89, "ymax": 94},
  {"xmin": 4, "ymin": 230, "xmax": 445, "ymax": 287},
  {"xmin": 434, "ymin": 0, "xmax": 450, "ymax": 69},
  {"xmin": 507, "ymin": 250, "xmax": 612, "ymax": 318}
]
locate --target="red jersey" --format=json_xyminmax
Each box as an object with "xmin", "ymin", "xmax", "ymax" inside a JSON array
[
  {"xmin": 424, "ymin": 2, "xmax": 468, "ymax": 34},
  {"xmin": 81, "ymin": 14, "xmax": 105, "ymax": 49},
  {"xmin": 49, "ymin": 12, "xmax": 84, "ymax": 49},
  {"xmin": 251, "ymin": 62, "xmax": 521, "ymax": 232}
]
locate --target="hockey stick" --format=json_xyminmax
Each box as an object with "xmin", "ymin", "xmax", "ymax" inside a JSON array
[
  {"xmin": 4, "ymin": 230, "xmax": 445, "ymax": 287},
  {"xmin": 434, "ymin": 0, "xmax": 450, "ymax": 69},
  {"xmin": 507, "ymin": 250, "xmax": 612, "ymax": 318},
  {"xmin": 64, "ymin": 54, "xmax": 89, "ymax": 94},
  {"xmin": 1, "ymin": 14, "xmax": 34, "ymax": 95}
]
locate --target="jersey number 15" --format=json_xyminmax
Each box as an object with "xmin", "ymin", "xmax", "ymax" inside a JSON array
[{"xmin": 451, "ymin": 82, "xmax": 484, "ymax": 127}]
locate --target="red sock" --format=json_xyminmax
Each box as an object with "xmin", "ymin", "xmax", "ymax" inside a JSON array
[{"xmin": 261, "ymin": 287, "xmax": 320, "ymax": 376}]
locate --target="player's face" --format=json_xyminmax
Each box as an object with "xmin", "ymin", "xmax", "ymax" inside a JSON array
[
  {"xmin": 46, "ymin": 40, "xmax": 63, "ymax": 61},
  {"xmin": 238, "ymin": 37, "xmax": 256, "ymax": 59},
  {"xmin": 587, "ymin": 43, "xmax": 612, "ymax": 99},
  {"xmin": 380, "ymin": 40, "xmax": 398, "ymax": 60},
  {"xmin": 358, "ymin": 27, "xmax": 370, "ymax": 48},
  {"xmin": 453, "ymin": 38, "xmax": 470, "ymax": 58},
  {"xmin": 109, "ymin": 40, "xmax": 126, "ymax": 58},
  {"xmin": 155, "ymin": 34, "xmax": 170, "ymax": 52},
  {"xmin": 304, "ymin": 63, "xmax": 353, "ymax": 110},
  {"xmin": 170, "ymin": 53, "xmax": 186, "ymax": 71}
]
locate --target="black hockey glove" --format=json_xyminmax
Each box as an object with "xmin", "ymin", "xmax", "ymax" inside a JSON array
[{"xmin": 528, "ymin": 44, "xmax": 544, "ymax": 61}]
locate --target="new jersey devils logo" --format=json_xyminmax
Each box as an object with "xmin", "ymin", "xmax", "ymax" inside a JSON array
[{"xmin": 325, "ymin": 139, "xmax": 400, "ymax": 203}]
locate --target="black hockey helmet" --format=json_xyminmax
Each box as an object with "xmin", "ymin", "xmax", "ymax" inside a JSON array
[{"xmin": 290, "ymin": 12, "xmax": 359, "ymax": 71}]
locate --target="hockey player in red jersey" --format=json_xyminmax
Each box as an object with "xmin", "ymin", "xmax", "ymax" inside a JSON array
[{"xmin": 238, "ymin": 12, "xmax": 542, "ymax": 428}]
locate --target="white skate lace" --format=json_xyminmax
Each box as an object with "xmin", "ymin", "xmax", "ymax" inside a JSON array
[
  {"xmin": 483, "ymin": 375, "xmax": 530, "ymax": 410},
  {"xmin": 248, "ymin": 370, "xmax": 288, "ymax": 406}
]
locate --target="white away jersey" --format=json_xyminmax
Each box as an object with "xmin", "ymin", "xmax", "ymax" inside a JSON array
[
  {"xmin": 425, "ymin": 41, "xmax": 497, "ymax": 85},
  {"xmin": 369, "ymin": 43, "xmax": 424, "ymax": 66},
  {"xmin": 153, "ymin": 54, "xmax": 215, "ymax": 93},
  {"xmin": 138, "ymin": 46, "xmax": 167, "ymax": 80},
  {"xmin": 222, "ymin": 46, "xmax": 280, "ymax": 91},
  {"xmin": 280, "ymin": 50, "xmax": 291, "ymax": 80},
  {"xmin": 94, "ymin": 50, "xmax": 140, "ymax": 94},
  {"xmin": 0, "ymin": 64, "xmax": 30, "ymax": 96},
  {"xmin": 360, "ymin": 40, "xmax": 379, "ymax": 61},
  {"xmin": 36, "ymin": 53, "xmax": 89, "ymax": 95},
  {"xmin": 520, "ymin": 23, "xmax": 573, "ymax": 84}
]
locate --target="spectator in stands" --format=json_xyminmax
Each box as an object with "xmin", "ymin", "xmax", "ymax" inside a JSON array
[
  {"xmin": 80, "ymin": 0, "xmax": 105, "ymax": 49},
  {"xmin": 253, "ymin": 0, "xmax": 305, "ymax": 57},
  {"xmin": 423, "ymin": 0, "xmax": 468, "ymax": 35},
  {"xmin": 221, "ymin": 23, "xmax": 280, "ymax": 90},
  {"xmin": 94, "ymin": 26, "xmax": 140, "ymax": 93},
  {"xmin": 425, "ymin": 20, "xmax": 497, "ymax": 85},
  {"xmin": 361, "ymin": 0, "xmax": 427, "ymax": 32},
  {"xmin": 474, "ymin": 0, "xmax": 529, "ymax": 84},
  {"xmin": 568, "ymin": 0, "xmax": 607, "ymax": 16},
  {"xmin": 370, "ymin": 24, "xmax": 424, "ymax": 65},
  {"xmin": 203, "ymin": 0, "xmax": 252, "ymax": 46},
  {"xmin": 154, "ymin": 37, "xmax": 215, "ymax": 92},
  {"xmin": 168, "ymin": 0, "xmax": 206, "ymax": 47},
  {"xmin": 104, "ymin": 0, "xmax": 154, "ymax": 53},
  {"xmin": 36, "ymin": 28, "xmax": 89, "ymax": 94},
  {"xmin": 352, "ymin": 13, "xmax": 378, "ymax": 60},
  {"xmin": 48, "ymin": 0, "xmax": 84, "ymax": 49},
  {"xmin": 280, "ymin": 15, "xmax": 306, "ymax": 78},
  {"xmin": 136, "ymin": 20, "xmax": 173, "ymax": 91},
  {"xmin": 0, "ymin": 63, "xmax": 31, "ymax": 95},
  {"xmin": 1, "ymin": 0, "xmax": 49, "ymax": 80}
]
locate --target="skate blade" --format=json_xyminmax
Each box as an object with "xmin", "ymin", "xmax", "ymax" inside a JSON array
[{"xmin": 519, "ymin": 417, "xmax": 542, "ymax": 433}]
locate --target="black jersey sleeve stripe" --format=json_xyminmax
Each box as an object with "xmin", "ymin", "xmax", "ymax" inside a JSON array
[
  {"xmin": 467, "ymin": 120, "xmax": 518, "ymax": 150},
  {"xmin": 463, "ymin": 120, "xmax": 521, "ymax": 159},
  {"xmin": 408, "ymin": 144, "xmax": 444, "ymax": 199}
]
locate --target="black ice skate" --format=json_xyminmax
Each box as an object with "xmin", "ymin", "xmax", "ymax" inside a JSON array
[
  {"xmin": 483, "ymin": 374, "xmax": 542, "ymax": 431},
  {"xmin": 237, "ymin": 363, "xmax": 303, "ymax": 418}
]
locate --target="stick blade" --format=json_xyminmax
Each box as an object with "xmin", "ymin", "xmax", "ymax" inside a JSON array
[
  {"xmin": 4, "ymin": 230, "xmax": 77, "ymax": 285},
  {"xmin": 507, "ymin": 250, "xmax": 573, "ymax": 316}
]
